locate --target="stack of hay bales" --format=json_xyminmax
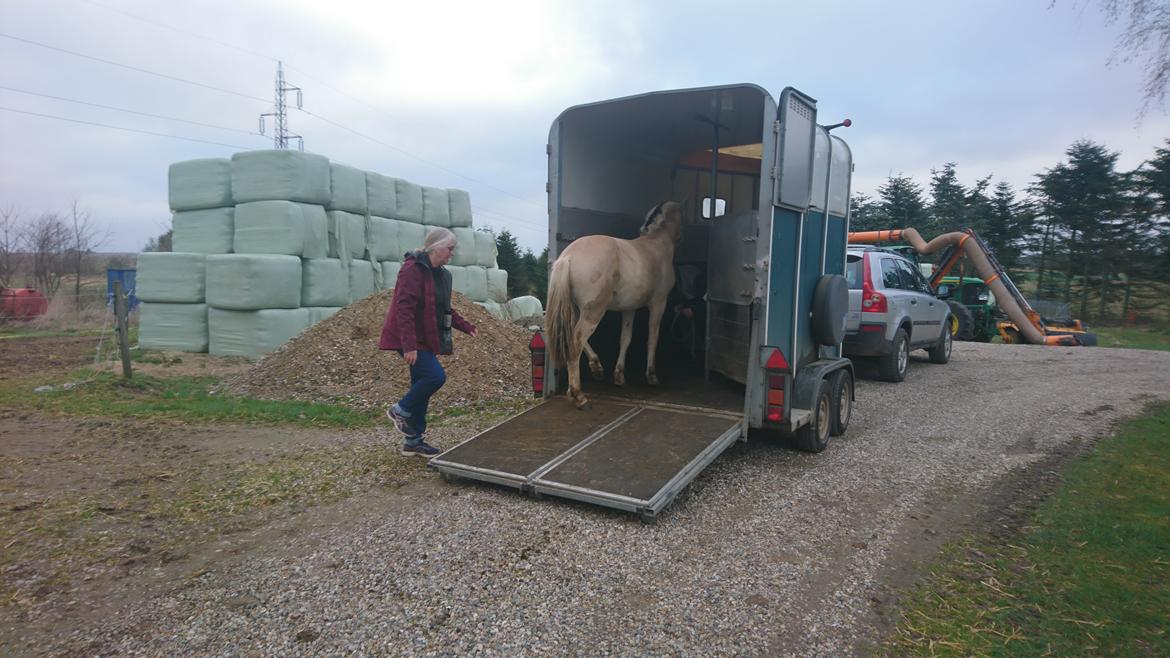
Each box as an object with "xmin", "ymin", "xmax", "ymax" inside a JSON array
[{"xmin": 137, "ymin": 150, "xmax": 513, "ymax": 358}]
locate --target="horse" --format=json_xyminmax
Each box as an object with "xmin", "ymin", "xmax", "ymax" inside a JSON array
[{"xmin": 545, "ymin": 201, "xmax": 684, "ymax": 410}]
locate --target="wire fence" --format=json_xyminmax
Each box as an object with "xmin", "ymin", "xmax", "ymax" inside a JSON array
[{"xmin": 0, "ymin": 291, "xmax": 136, "ymax": 325}]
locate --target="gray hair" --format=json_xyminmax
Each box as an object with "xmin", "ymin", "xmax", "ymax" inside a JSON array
[{"xmin": 423, "ymin": 227, "xmax": 456, "ymax": 252}]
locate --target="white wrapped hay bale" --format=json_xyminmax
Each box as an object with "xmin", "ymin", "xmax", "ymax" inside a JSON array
[
  {"xmin": 486, "ymin": 268, "xmax": 508, "ymax": 303},
  {"xmin": 396, "ymin": 221, "xmax": 426, "ymax": 256},
  {"xmin": 504, "ymin": 295, "xmax": 544, "ymax": 320},
  {"xmin": 451, "ymin": 227, "xmax": 477, "ymax": 266},
  {"xmin": 367, "ymin": 216, "xmax": 399, "ymax": 262},
  {"xmin": 139, "ymin": 302, "xmax": 208, "ymax": 352},
  {"xmin": 381, "ymin": 261, "xmax": 401, "ymax": 290},
  {"xmin": 307, "ymin": 306, "xmax": 342, "ymax": 325},
  {"xmin": 394, "ymin": 178, "xmax": 423, "ymax": 223},
  {"xmin": 349, "ymin": 259, "xmax": 379, "ymax": 301},
  {"xmin": 474, "ymin": 300, "xmax": 505, "ymax": 320},
  {"xmin": 326, "ymin": 210, "xmax": 367, "ymax": 260},
  {"xmin": 455, "ymin": 265, "xmax": 489, "ymax": 302},
  {"xmin": 169, "ymin": 158, "xmax": 232, "ymax": 211},
  {"xmin": 474, "ymin": 230, "xmax": 498, "ymax": 268},
  {"xmin": 136, "ymin": 252, "xmax": 206, "ymax": 303},
  {"xmin": 301, "ymin": 258, "xmax": 349, "ymax": 307},
  {"xmin": 367, "ymin": 172, "xmax": 397, "ymax": 217},
  {"xmin": 206, "ymin": 254, "xmax": 301, "ymax": 310},
  {"xmin": 421, "ymin": 186, "xmax": 450, "ymax": 227},
  {"xmin": 328, "ymin": 162, "xmax": 368, "ymax": 214},
  {"xmin": 234, "ymin": 201, "xmax": 328, "ymax": 259},
  {"xmin": 209, "ymin": 307, "xmax": 311, "ymax": 358},
  {"xmin": 231, "ymin": 150, "xmax": 331, "ymax": 204},
  {"xmin": 172, "ymin": 207, "xmax": 234, "ymax": 254},
  {"xmin": 448, "ymin": 189, "xmax": 473, "ymax": 227}
]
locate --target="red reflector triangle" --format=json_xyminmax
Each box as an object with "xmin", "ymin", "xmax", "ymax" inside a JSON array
[
  {"xmin": 764, "ymin": 348, "xmax": 789, "ymax": 371},
  {"xmin": 529, "ymin": 331, "xmax": 545, "ymax": 350}
]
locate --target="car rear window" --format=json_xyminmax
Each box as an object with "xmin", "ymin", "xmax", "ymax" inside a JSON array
[{"xmin": 846, "ymin": 254, "xmax": 863, "ymax": 289}]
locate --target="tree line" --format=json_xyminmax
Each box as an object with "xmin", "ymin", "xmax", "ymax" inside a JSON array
[
  {"xmin": 492, "ymin": 229, "xmax": 548, "ymax": 303},
  {"xmin": 0, "ymin": 202, "xmax": 109, "ymax": 306},
  {"xmin": 850, "ymin": 139, "xmax": 1170, "ymax": 324}
]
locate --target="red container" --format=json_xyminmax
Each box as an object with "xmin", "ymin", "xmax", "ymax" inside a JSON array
[{"xmin": 0, "ymin": 288, "xmax": 49, "ymax": 320}]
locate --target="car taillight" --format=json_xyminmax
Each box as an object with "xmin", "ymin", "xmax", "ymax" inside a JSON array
[
  {"xmin": 861, "ymin": 256, "xmax": 887, "ymax": 313},
  {"xmin": 529, "ymin": 331, "xmax": 545, "ymax": 397},
  {"xmin": 763, "ymin": 347, "xmax": 787, "ymax": 423}
]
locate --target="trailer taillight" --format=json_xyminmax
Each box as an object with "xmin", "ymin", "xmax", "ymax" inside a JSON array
[
  {"xmin": 763, "ymin": 347, "xmax": 787, "ymax": 423},
  {"xmin": 529, "ymin": 331, "xmax": 546, "ymax": 397}
]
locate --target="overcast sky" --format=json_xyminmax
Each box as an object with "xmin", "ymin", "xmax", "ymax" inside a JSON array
[{"xmin": 1, "ymin": 0, "xmax": 1167, "ymax": 254}]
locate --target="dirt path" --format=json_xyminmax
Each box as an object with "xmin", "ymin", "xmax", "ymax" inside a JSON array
[{"xmin": 1, "ymin": 343, "xmax": 1168, "ymax": 656}]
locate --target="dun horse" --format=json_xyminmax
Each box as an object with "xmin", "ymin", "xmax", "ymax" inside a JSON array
[{"xmin": 545, "ymin": 201, "xmax": 684, "ymax": 409}]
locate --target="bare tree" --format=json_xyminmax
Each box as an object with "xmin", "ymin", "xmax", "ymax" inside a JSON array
[
  {"xmin": 65, "ymin": 201, "xmax": 107, "ymax": 311},
  {"xmin": 23, "ymin": 212, "xmax": 69, "ymax": 296},
  {"xmin": 1101, "ymin": 0, "xmax": 1170, "ymax": 115},
  {"xmin": 0, "ymin": 204, "xmax": 21, "ymax": 288}
]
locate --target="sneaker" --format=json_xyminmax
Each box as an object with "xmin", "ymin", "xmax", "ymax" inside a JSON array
[
  {"xmin": 401, "ymin": 441, "xmax": 440, "ymax": 458},
  {"xmin": 386, "ymin": 404, "xmax": 411, "ymax": 434}
]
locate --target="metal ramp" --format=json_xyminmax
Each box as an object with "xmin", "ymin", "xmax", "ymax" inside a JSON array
[{"xmin": 429, "ymin": 397, "xmax": 744, "ymax": 520}]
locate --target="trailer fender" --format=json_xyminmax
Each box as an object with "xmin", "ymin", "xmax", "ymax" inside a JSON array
[{"xmin": 790, "ymin": 359, "xmax": 854, "ymax": 421}]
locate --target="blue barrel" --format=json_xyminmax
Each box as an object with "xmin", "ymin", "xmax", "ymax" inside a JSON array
[{"xmin": 106, "ymin": 268, "xmax": 139, "ymax": 310}]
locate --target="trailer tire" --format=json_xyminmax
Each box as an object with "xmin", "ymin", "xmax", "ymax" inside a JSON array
[
  {"xmin": 878, "ymin": 328, "xmax": 909, "ymax": 382},
  {"xmin": 794, "ymin": 379, "xmax": 832, "ymax": 453},
  {"xmin": 946, "ymin": 301, "xmax": 974, "ymax": 340},
  {"xmin": 829, "ymin": 369, "xmax": 853, "ymax": 437},
  {"xmin": 811, "ymin": 274, "xmax": 849, "ymax": 346}
]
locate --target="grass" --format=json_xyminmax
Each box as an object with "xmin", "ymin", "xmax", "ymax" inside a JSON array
[
  {"xmin": 0, "ymin": 370, "xmax": 377, "ymax": 428},
  {"xmin": 886, "ymin": 404, "xmax": 1170, "ymax": 656},
  {"xmin": 1092, "ymin": 325, "xmax": 1170, "ymax": 352}
]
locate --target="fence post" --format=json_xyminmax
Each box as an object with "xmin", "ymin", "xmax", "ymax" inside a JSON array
[{"xmin": 113, "ymin": 280, "xmax": 133, "ymax": 380}]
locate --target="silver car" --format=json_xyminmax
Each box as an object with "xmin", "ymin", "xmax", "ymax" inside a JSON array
[{"xmin": 843, "ymin": 247, "xmax": 952, "ymax": 382}]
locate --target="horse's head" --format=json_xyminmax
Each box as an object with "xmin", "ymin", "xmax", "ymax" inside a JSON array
[{"xmin": 640, "ymin": 201, "xmax": 684, "ymax": 243}]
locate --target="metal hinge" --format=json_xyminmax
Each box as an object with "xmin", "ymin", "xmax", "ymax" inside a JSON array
[
  {"xmin": 546, "ymin": 144, "xmax": 551, "ymax": 155},
  {"xmin": 742, "ymin": 235, "xmax": 756, "ymax": 243},
  {"xmin": 772, "ymin": 119, "xmax": 781, "ymax": 134},
  {"xmin": 770, "ymin": 166, "xmax": 779, "ymax": 180},
  {"xmin": 545, "ymin": 182, "xmax": 551, "ymax": 193}
]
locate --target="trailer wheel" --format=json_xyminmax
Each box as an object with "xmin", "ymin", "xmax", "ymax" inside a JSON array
[
  {"xmin": 794, "ymin": 379, "xmax": 832, "ymax": 453},
  {"xmin": 829, "ymin": 370, "xmax": 853, "ymax": 437}
]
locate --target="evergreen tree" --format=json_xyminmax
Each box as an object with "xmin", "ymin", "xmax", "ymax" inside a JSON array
[
  {"xmin": 984, "ymin": 181, "xmax": 1032, "ymax": 270},
  {"xmin": 928, "ymin": 163, "xmax": 967, "ymax": 234},
  {"xmin": 495, "ymin": 229, "xmax": 528, "ymax": 298},
  {"xmin": 963, "ymin": 174, "xmax": 995, "ymax": 235},
  {"xmin": 530, "ymin": 247, "xmax": 549, "ymax": 303},
  {"xmin": 142, "ymin": 229, "xmax": 172, "ymax": 252},
  {"xmin": 876, "ymin": 174, "xmax": 927, "ymax": 228},
  {"xmin": 848, "ymin": 192, "xmax": 881, "ymax": 231}
]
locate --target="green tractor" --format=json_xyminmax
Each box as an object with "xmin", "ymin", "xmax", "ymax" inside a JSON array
[{"xmin": 885, "ymin": 245, "xmax": 997, "ymax": 342}]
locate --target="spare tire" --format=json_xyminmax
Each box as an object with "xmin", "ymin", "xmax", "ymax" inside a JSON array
[{"xmin": 812, "ymin": 274, "xmax": 848, "ymax": 346}]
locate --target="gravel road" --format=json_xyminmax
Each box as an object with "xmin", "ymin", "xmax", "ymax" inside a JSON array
[{"xmin": 75, "ymin": 343, "xmax": 1170, "ymax": 656}]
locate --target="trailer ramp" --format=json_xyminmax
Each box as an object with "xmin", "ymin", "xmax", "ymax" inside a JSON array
[{"xmin": 430, "ymin": 397, "xmax": 743, "ymax": 520}]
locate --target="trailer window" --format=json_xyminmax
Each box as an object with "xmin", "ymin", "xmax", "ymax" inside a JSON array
[{"xmin": 845, "ymin": 254, "xmax": 863, "ymax": 289}]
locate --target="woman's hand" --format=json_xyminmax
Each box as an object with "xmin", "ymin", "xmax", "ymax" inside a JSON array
[
  {"xmin": 403, "ymin": 350, "xmax": 418, "ymax": 365},
  {"xmin": 469, "ymin": 328, "xmax": 479, "ymax": 338}
]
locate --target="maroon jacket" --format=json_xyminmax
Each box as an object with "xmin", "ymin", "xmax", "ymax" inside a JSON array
[{"xmin": 379, "ymin": 251, "xmax": 475, "ymax": 355}]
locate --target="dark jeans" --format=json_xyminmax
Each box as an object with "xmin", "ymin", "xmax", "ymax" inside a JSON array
[{"xmin": 397, "ymin": 350, "xmax": 446, "ymax": 442}]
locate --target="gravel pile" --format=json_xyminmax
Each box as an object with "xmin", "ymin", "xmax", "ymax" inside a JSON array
[
  {"xmin": 225, "ymin": 289, "xmax": 534, "ymax": 411},
  {"xmin": 65, "ymin": 344, "xmax": 1170, "ymax": 656}
]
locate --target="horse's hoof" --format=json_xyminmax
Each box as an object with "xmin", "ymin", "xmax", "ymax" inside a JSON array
[
  {"xmin": 589, "ymin": 368, "xmax": 605, "ymax": 381},
  {"xmin": 646, "ymin": 374, "xmax": 659, "ymax": 385},
  {"xmin": 613, "ymin": 372, "xmax": 625, "ymax": 386},
  {"xmin": 575, "ymin": 398, "xmax": 592, "ymax": 411}
]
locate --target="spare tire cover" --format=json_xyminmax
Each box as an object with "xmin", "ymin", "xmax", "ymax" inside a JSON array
[{"xmin": 812, "ymin": 274, "xmax": 849, "ymax": 346}]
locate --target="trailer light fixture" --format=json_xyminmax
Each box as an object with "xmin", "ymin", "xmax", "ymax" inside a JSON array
[
  {"xmin": 529, "ymin": 330, "xmax": 546, "ymax": 397},
  {"xmin": 764, "ymin": 348, "xmax": 789, "ymax": 372},
  {"xmin": 764, "ymin": 347, "xmax": 787, "ymax": 423}
]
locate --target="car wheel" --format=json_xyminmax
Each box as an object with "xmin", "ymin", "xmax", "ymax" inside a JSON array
[
  {"xmin": 878, "ymin": 328, "xmax": 909, "ymax": 382},
  {"xmin": 928, "ymin": 323, "xmax": 952, "ymax": 364},
  {"xmin": 794, "ymin": 378, "xmax": 832, "ymax": 453},
  {"xmin": 829, "ymin": 369, "xmax": 853, "ymax": 436}
]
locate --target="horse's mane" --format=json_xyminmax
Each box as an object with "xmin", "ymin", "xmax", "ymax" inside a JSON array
[{"xmin": 640, "ymin": 202, "xmax": 666, "ymax": 235}]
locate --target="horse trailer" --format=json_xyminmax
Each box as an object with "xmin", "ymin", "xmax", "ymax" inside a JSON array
[{"xmin": 431, "ymin": 84, "xmax": 855, "ymax": 520}]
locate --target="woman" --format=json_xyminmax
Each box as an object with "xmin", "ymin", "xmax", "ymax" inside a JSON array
[{"xmin": 379, "ymin": 227, "xmax": 478, "ymax": 457}]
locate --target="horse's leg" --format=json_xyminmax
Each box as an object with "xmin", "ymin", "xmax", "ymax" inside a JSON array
[
  {"xmin": 581, "ymin": 340, "xmax": 604, "ymax": 381},
  {"xmin": 569, "ymin": 306, "xmax": 606, "ymax": 409},
  {"xmin": 613, "ymin": 310, "xmax": 635, "ymax": 386},
  {"xmin": 644, "ymin": 297, "xmax": 668, "ymax": 385}
]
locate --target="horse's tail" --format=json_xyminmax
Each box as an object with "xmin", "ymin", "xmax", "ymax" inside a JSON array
[{"xmin": 545, "ymin": 255, "xmax": 575, "ymax": 369}]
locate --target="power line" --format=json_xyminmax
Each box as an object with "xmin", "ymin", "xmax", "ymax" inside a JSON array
[
  {"xmin": 0, "ymin": 85, "xmax": 266, "ymax": 137},
  {"xmin": 79, "ymin": 0, "xmax": 276, "ymax": 63},
  {"xmin": 0, "ymin": 106, "xmax": 254, "ymax": 149},
  {"xmin": 0, "ymin": 32, "xmax": 270, "ymax": 104}
]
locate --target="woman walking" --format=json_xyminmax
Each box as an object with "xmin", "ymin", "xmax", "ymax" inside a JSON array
[{"xmin": 379, "ymin": 227, "xmax": 478, "ymax": 456}]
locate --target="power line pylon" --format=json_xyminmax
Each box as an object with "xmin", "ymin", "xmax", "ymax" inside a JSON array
[{"xmin": 259, "ymin": 61, "xmax": 303, "ymax": 150}]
